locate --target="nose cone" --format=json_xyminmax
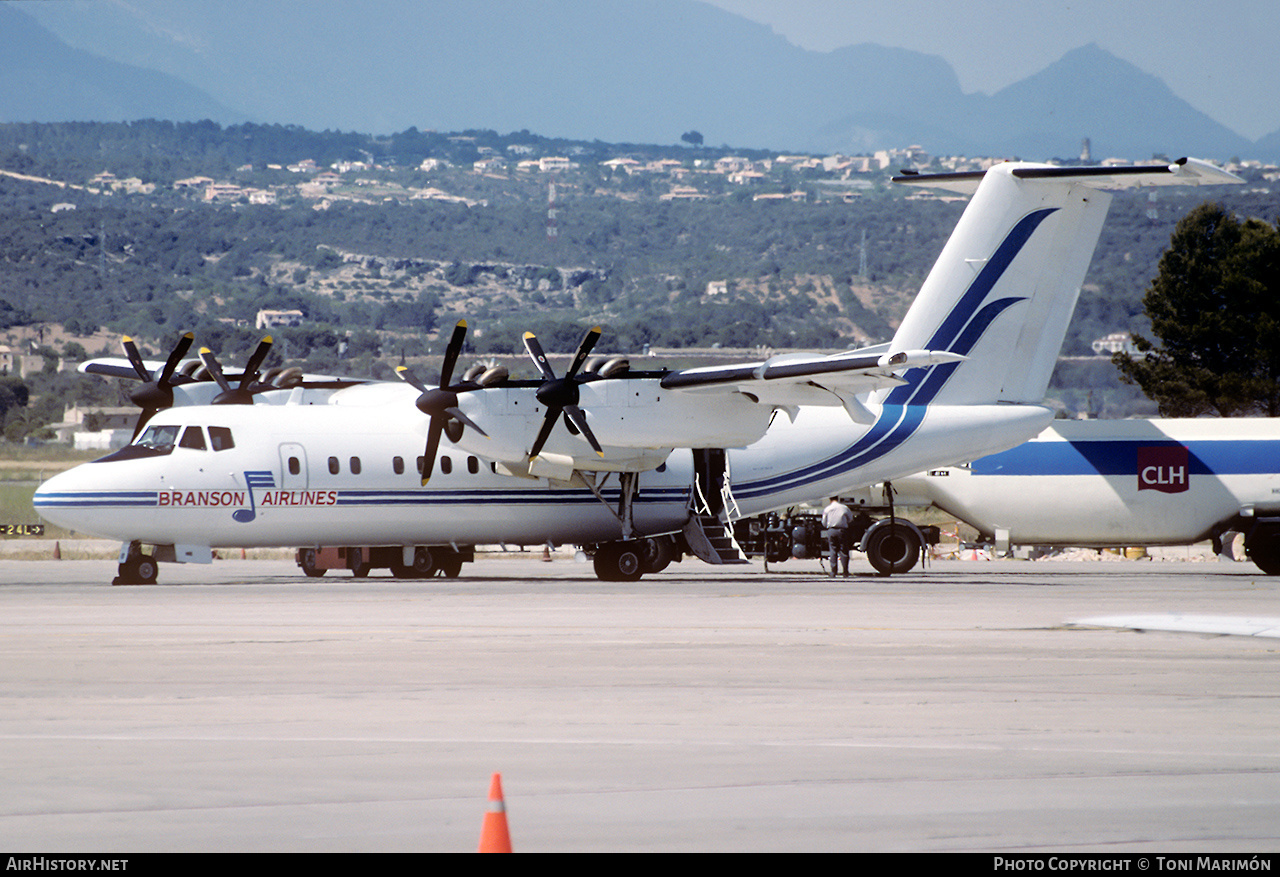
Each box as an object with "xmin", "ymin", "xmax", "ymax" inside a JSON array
[
  {"xmin": 33, "ymin": 463, "xmax": 148, "ymax": 540},
  {"xmin": 33, "ymin": 467, "xmax": 91, "ymax": 532}
]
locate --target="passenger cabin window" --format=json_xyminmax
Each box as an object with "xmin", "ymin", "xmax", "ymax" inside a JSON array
[
  {"xmin": 393, "ymin": 456, "xmax": 405, "ymax": 475},
  {"xmin": 350, "ymin": 456, "xmax": 361, "ymax": 475},
  {"xmin": 178, "ymin": 426, "xmax": 207, "ymax": 450},
  {"xmin": 328, "ymin": 456, "xmax": 340, "ymax": 475},
  {"xmin": 416, "ymin": 456, "xmax": 425, "ymax": 475},
  {"xmin": 467, "ymin": 455, "xmax": 480, "ymax": 475},
  {"xmin": 208, "ymin": 427, "xmax": 234, "ymax": 451},
  {"xmin": 440, "ymin": 456, "xmax": 453, "ymax": 475}
]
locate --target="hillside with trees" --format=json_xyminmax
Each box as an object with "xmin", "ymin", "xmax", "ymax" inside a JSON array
[{"xmin": 0, "ymin": 121, "xmax": 1275, "ymax": 439}]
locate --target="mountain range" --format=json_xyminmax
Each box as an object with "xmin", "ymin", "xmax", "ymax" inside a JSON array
[{"xmin": 3, "ymin": 0, "xmax": 1275, "ymax": 161}]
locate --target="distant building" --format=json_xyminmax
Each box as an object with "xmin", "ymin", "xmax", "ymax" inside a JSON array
[
  {"xmin": 52, "ymin": 405, "xmax": 137, "ymax": 448},
  {"xmin": 204, "ymin": 183, "xmax": 245, "ymax": 202},
  {"xmin": 660, "ymin": 185, "xmax": 708, "ymax": 201},
  {"xmin": 538, "ymin": 157, "xmax": 575, "ymax": 172},
  {"xmin": 256, "ymin": 309, "xmax": 304, "ymax": 330}
]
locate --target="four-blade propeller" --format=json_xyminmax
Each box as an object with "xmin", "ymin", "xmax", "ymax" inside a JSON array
[
  {"xmin": 122, "ymin": 332, "xmax": 194, "ymax": 439},
  {"xmin": 198, "ymin": 336, "xmax": 274, "ymax": 405},
  {"xmin": 522, "ymin": 326, "xmax": 605, "ymax": 460},
  {"xmin": 395, "ymin": 320, "xmax": 489, "ymax": 485}
]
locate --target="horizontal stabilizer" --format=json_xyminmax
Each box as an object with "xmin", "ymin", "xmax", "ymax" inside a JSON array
[{"xmin": 893, "ymin": 157, "xmax": 1242, "ymax": 194}]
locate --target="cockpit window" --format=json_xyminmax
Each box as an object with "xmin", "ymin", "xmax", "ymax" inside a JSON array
[
  {"xmin": 208, "ymin": 427, "xmax": 234, "ymax": 451},
  {"xmin": 179, "ymin": 426, "xmax": 207, "ymax": 450},
  {"xmin": 93, "ymin": 423, "xmax": 180, "ymax": 461},
  {"xmin": 136, "ymin": 424, "xmax": 180, "ymax": 451}
]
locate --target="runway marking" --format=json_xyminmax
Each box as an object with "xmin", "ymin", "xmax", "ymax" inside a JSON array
[{"xmin": 1072, "ymin": 614, "xmax": 1280, "ymax": 638}]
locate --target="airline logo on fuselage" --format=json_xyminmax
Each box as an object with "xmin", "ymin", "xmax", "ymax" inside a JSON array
[
  {"xmin": 155, "ymin": 470, "xmax": 339, "ymax": 522},
  {"xmin": 1137, "ymin": 446, "xmax": 1189, "ymax": 493}
]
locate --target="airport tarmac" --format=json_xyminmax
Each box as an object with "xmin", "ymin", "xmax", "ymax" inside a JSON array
[{"xmin": 1, "ymin": 554, "xmax": 1278, "ymax": 853}]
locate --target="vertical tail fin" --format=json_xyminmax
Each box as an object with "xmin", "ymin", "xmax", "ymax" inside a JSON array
[{"xmin": 879, "ymin": 159, "xmax": 1242, "ymax": 407}]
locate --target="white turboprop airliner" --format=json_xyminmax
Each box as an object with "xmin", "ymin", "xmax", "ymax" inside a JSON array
[{"xmin": 34, "ymin": 158, "xmax": 1242, "ymax": 584}]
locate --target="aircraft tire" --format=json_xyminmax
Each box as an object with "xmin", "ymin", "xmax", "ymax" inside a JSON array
[
  {"xmin": 865, "ymin": 523, "xmax": 921, "ymax": 576},
  {"xmin": 639, "ymin": 536, "xmax": 676, "ymax": 574},
  {"xmin": 594, "ymin": 542, "xmax": 644, "ymax": 582},
  {"xmin": 408, "ymin": 546, "xmax": 436, "ymax": 578},
  {"xmin": 299, "ymin": 549, "xmax": 326, "ymax": 578},
  {"xmin": 440, "ymin": 558, "xmax": 463, "ymax": 578},
  {"xmin": 1246, "ymin": 525, "xmax": 1280, "ymax": 575},
  {"xmin": 117, "ymin": 555, "xmax": 158, "ymax": 585}
]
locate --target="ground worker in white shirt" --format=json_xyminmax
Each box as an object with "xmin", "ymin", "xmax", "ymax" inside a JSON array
[{"xmin": 822, "ymin": 496, "xmax": 853, "ymax": 577}]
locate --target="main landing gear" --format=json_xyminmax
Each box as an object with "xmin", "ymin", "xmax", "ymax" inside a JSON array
[
  {"xmin": 591, "ymin": 535, "xmax": 678, "ymax": 582},
  {"xmin": 579, "ymin": 468, "xmax": 681, "ymax": 582}
]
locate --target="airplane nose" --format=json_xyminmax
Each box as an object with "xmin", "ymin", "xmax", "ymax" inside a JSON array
[
  {"xmin": 32, "ymin": 469, "xmax": 83, "ymax": 531},
  {"xmin": 32, "ymin": 466, "xmax": 128, "ymax": 537}
]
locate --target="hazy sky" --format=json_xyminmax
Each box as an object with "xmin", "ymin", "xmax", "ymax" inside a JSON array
[{"xmin": 706, "ymin": 0, "xmax": 1280, "ymax": 140}]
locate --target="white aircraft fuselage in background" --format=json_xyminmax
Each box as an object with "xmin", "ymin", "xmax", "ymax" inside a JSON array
[{"xmin": 890, "ymin": 418, "xmax": 1280, "ymax": 573}]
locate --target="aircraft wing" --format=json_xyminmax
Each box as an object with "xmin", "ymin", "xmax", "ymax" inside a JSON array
[
  {"xmin": 658, "ymin": 347, "xmax": 966, "ymax": 418},
  {"xmin": 79, "ymin": 357, "xmax": 193, "ymax": 380}
]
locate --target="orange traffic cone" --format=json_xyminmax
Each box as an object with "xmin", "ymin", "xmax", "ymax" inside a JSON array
[{"xmin": 478, "ymin": 772, "xmax": 512, "ymax": 853}]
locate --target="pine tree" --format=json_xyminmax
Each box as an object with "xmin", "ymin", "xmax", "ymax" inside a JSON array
[{"xmin": 1115, "ymin": 202, "xmax": 1280, "ymax": 416}]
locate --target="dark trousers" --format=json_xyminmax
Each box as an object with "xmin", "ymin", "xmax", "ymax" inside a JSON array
[{"xmin": 827, "ymin": 528, "xmax": 849, "ymax": 574}]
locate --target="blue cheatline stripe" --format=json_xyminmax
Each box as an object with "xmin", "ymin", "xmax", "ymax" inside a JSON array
[
  {"xmin": 971, "ymin": 439, "xmax": 1280, "ymax": 477},
  {"xmin": 31, "ymin": 485, "xmax": 690, "ymax": 511},
  {"xmin": 737, "ymin": 209, "xmax": 1058, "ymax": 500},
  {"xmin": 333, "ymin": 486, "xmax": 687, "ymax": 507},
  {"xmin": 33, "ymin": 491, "xmax": 158, "ymax": 508}
]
